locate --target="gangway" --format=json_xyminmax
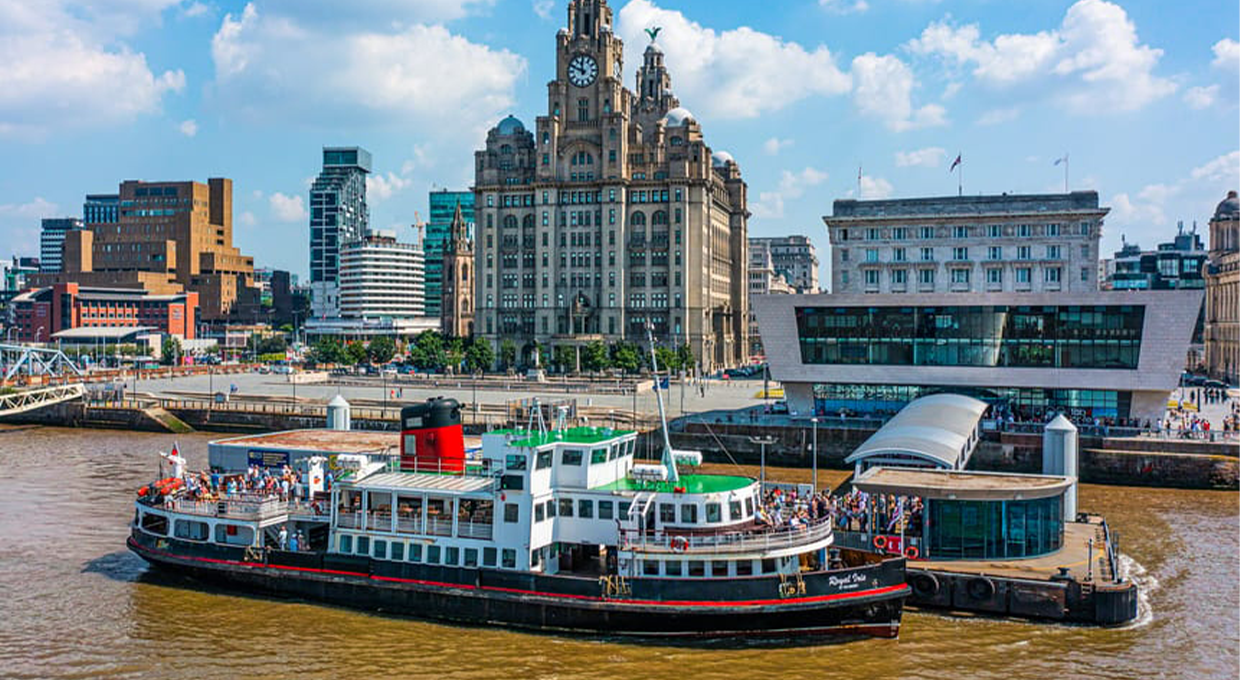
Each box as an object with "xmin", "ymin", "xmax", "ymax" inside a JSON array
[
  {"xmin": 0, "ymin": 343, "xmax": 84, "ymax": 381},
  {"xmin": 0, "ymin": 383, "xmax": 86, "ymax": 416}
]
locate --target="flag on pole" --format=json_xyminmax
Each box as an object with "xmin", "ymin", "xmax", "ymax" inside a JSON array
[
  {"xmin": 949, "ymin": 154, "xmax": 962, "ymax": 172},
  {"xmin": 1054, "ymin": 155, "xmax": 1068, "ymax": 166}
]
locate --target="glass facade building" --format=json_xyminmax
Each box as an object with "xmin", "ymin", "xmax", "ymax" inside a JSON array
[
  {"xmin": 83, "ymin": 194, "xmax": 118, "ymax": 225},
  {"xmin": 424, "ymin": 190, "xmax": 475, "ymax": 318},
  {"xmin": 926, "ymin": 496, "xmax": 1063, "ymax": 560},
  {"xmin": 795, "ymin": 304, "xmax": 1144, "ymax": 370},
  {"xmin": 812, "ymin": 383, "xmax": 1131, "ymax": 419}
]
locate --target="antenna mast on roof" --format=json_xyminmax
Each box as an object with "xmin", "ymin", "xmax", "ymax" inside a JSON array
[{"xmin": 645, "ymin": 322, "xmax": 679, "ymax": 483}]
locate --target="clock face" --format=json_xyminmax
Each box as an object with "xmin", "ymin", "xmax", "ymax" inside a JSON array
[{"xmin": 567, "ymin": 54, "xmax": 598, "ymax": 87}]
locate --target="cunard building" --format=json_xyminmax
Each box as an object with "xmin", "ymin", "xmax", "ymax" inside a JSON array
[{"xmin": 473, "ymin": 0, "xmax": 748, "ymax": 371}]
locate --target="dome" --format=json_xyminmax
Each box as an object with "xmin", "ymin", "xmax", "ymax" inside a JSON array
[
  {"xmin": 495, "ymin": 115, "xmax": 525, "ymax": 135},
  {"xmin": 557, "ymin": 28, "xmax": 569, "ymax": 37},
  {"xmin": 662, "ymin": 107, "xmax": 694, "ymax": 127},
  {"xmin": 644, "ymin": 41, "xmax": 663, "ymax": 55},
  {"xmin": 711, "ymin": 150, "xmax": 734, "ymax": 167},
  {"xmin": 1215, "ymin": 190, "xmax": 1239, "ymax": 219}
]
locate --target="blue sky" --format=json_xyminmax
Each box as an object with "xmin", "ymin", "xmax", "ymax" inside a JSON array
[{"xmin": 0, "ymin": 0, "xmax": 1236, "ymax": 283}]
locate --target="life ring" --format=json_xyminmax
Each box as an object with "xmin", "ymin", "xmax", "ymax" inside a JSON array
[
  {"xmin": 967, "ymin": 576, "xmax": 996, "ymax": 599},
  {"xmin": 905, "ymin": 546, "xmax": 919, "ymax": 560},
  {"xmin": 873, "ymin": 535, "xmax": 887, "ymax": 550},
  {"xmin": 671, "ymin": 536, "xmax": 689, "ymax": 553},
  {"xmin": 910, "ymin": 572, "xmax": 939, "ymax": 597}
]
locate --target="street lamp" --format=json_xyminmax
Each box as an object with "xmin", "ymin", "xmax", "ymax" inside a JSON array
[
  {"xmin": 810, "ymin": 417, "xmax": 819, "ymax": 492},
  {"xmin": 748, "ymin": 435, "xmax": 777, "ymax": 487}
]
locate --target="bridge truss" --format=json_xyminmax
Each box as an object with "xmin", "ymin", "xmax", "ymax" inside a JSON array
[{"xmin": 0, "ymin": 344, "xmax": 84, "ymax": 381}]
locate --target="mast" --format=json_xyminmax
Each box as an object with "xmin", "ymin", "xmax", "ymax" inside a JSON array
[{"xmin": 645, "ymin": 323, "xmax": 679, "ymax": 483}]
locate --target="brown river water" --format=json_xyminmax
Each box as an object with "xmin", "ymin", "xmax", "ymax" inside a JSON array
[{"xmin": 0, "ymin": 427, "xmax": 1235, "ymax": 680}]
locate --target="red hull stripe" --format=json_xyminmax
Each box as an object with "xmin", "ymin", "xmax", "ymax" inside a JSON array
[{"xmin": 130, "ymin": 538, "xmax": 908, "ymax": 608}]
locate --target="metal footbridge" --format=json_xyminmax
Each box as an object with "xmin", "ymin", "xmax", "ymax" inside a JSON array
[{"xmin": 0, "ymin": 344, "xmax": 86, "ymax": 416}]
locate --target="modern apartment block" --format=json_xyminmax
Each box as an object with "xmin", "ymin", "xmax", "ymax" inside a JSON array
[
  {"xmin": 31, "ymin": 178, "xmax": 258, "ymax": 321},
  {"xmin": 826, "ymin": 192, "xmax": 1106, "ymax": 295},
  {"xmin": 473, "ymin": 0, "xmax": 748, "ymax": 370},
  {"xmin": 1108, "ymin": 227, "xmax": 1207, "ymax": 291},
  {"xmin": 338, "ymin": 231, "xmax": 426, "ymax": 320},
  {"xmin": 1205, "ymin": 191, "xmax": 1239, "ymax": 383},
  {"xmin": 750, "ymin": 235, "xmax": 819, "ymax": 293},
  {"xmin": 309, "ymin": 147, "xmax": 371, "ymax": 319},
  {"xmin": 83, "ymin": 194, "xmax": 119, "ymax": 225},
  {"xmin": 425, "ymin": 189, "xmax": 475, "ymax": 319},
  {"xmin": 39, "ymin": 217, "xmax": 84, "ymax": 273}
]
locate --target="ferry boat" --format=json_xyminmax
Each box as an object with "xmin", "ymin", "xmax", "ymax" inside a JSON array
[{"xmin": 127, "ymin": 347, "xmax": 908, "ymax": 642}]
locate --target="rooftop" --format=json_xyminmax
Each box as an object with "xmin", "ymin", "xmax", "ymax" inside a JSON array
[
  {"xmin": 845, "ymin": 393, "xmax": 988, "ymax": 469},
  {"xmin": 597, "ymin": 474, "xmax": 755, "ymax": 495},
  {"xmin": 492, "ymin": 426, "xmax": 636, "ymax": 448},
  {"xmin": 51, "ymin": 325, "xmax": 158, "ymax": 341},
  {"xmin": 829, "ymin": 190, "xmax": 1104, "ymax": 219},
  {"xmin": 347, "ymin": 471, "xmax": 494, "ymax": 494},
  {"xmin": 854, "ymin": 466, "xmax": 1072, "ymax": 501},
  {"xmin": 214, "ymin": 429, "xmax": 400, "ymax": 454}
]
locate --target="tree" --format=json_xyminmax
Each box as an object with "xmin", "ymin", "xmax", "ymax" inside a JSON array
[
  {"xmin": 367, "ymin": 335, "xmax": 397, "ymax": 364},
  {"xmin": 500, "ymin": 339, "xmax": 518, "ymax": 370},
  {"xmin": 160, "ymin": 336, "xmax": 182, "ymax": 366},
  {"xmin": 445, "ymin": 336, "xmax": 466, "ymax": 374},
  {"xmin": 409, "ymin": 330, "xmax": 445, "ymax": 370},
  {"xmin": 582, "ymin": 341, "xmax": 610, "ymax": 373},
  {"xmin": 654, "ymin": 345, "xmax": 678, "ymax": 372},
  {"xmin": 553, "ymin": 345, "xmax": 575, "ymax": 373},
  {"xmin": 611, "ymin": 342, "xmax": 642, "ymax": 374},
  {"xmin": 311, "ymin": 338, "xmax": 345, "ymax": 364},
  {"xmin": 464, "ymin": 338, "xmax": 495, "ymax": 374},
  {"xmin": 254, "ymin": 334, "xmax": 287, "ymax": 356},
  {"xmin": 344, "ymin": 340, "xmax": 368, "ymax": 366},
  {"xmin": 677, "ymin": 344, "xmax": 696, "ymax": 374}
]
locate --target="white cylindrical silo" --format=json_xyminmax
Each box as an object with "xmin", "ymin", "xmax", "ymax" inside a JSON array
[
  {"xmin": 1043, "ymin": 414, "xmax": 1079, "ymax": 519},
  {"xmin": 327, "ymin": 394, "xmax": 352, "ymax": 431}
]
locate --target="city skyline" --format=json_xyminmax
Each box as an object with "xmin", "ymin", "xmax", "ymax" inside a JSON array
[{"xmin": 0, "ymin": 0, "xmax": 1236, "ymax": 283}]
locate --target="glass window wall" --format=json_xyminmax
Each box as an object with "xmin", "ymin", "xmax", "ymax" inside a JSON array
[{"xmin": 927, "ymin": 497, "xmax": 1063, "ymax": 560}]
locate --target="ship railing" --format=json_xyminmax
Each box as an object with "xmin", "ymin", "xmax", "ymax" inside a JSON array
[
  {"xmin": 621, "ymin": 517, "xmax": 834, "ymax": 555},
  {"xmin": 395, "ymin": 515, "xmax": 425, "ymax": 534},
  {"xmin": 456, "ymin": 521, "xmax": 493, "ymax": 540},
  {"xmin": 332, "ymin": 511, "xmax": 491, "ymax": 540},
  {"xmin": 164, "ymin": 495, "xmax": 291, "ymax": 521},
  {"xmin": 427, "ymin": 515, "xmax": 453, "ymax": 536}
]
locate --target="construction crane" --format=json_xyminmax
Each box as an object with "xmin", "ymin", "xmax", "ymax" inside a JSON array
[{"xmin": 412, "ymin": 211, "xmax": 427, "ymax": 248}]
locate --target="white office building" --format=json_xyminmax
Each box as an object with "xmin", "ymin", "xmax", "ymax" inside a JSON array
[{"xmin": 339, "ymin": 231, "xmax": 425, "ymax": 320}]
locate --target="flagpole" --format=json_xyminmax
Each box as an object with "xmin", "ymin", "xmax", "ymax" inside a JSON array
[
  {"xmin": 958, "ymin": 154, "xmax": 963, "ymax": 197},
  {"xmin": 1065, "ymin": 154, "xmax": 1069, "ymax": 192}
]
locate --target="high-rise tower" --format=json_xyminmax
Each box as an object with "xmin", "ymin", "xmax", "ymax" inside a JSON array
[{"xmin": 310, "ymin": 146, "xmax": 371, "ymax": 318}]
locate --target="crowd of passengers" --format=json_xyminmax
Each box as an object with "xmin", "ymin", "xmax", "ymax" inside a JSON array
[
  {"xmin": 169, "ymin": 465, "xmax": 327, "ymax": 513},
  {"xmin": 753, "ymin": 487, "xmax": 923, "ymax": 537}
]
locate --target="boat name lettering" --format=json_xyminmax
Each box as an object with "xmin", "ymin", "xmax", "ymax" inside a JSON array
[{"xmin": 828, "ymin": 572, "xmax": 867, "ymax": 589}]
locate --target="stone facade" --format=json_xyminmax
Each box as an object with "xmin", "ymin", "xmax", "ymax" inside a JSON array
[
  {"xmin": 441, "ymin": 202, "xmax": 475, "ymax": 338},
  {"xmin": 826, "ymin": 192, "xmax": 1105, "ymax": 295},
  {"xmin": 750, "ymin": 235, "xmax": 818, "ymax": 293},
  {"xmin": 472, "ymin": 0, "xmax": 748, "ymax": 371},
  {"xmin": 1205, "ymin": 191, "xmax": 1239, "ymax": 383}
]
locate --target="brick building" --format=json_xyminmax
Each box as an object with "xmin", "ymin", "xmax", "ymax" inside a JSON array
[{"xmin": 10, "ymin": 283, "xmax": 196, "ymax": 343}]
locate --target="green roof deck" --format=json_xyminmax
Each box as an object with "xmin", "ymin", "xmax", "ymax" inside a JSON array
[
  {"xmin": 492, "ymin": 426, "xmax": 637, "ymax": 448},
  {"xmin": 596, "ymin": 474, "xmax": 755, "ymax": 495}
]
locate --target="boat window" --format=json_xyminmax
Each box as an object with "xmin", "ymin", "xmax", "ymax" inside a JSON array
[
  {"xmin": 687, "ymin": 560, "xmax": 705, "ymax": 577},
  {"xmin": 357, "ymin": 536, "xmax": 371, "ymax": 555},
  {"xmin": 483, "ymin": 547, "xmax": 497, "ymax": 567},
  {"xmin": 736, "ymin": 560, "xmax": 754, "ymax": 576},
  {"xmin": 659, "ymin": 503, "xmax": 675, "ymax": 523},
  {"xmin": 445, "ymin": 546, "xmax": 460, "ymax": 566},
  {"xmin": 562, "ymin": 449, "xmax": 584, "ymax": 465},
  {"xmin": 530, "ymin": 550, "xmax": 540, "ymax": 568},
  {"xmin": 681, "ymin": 504, "xmax": 698, "ymax": 524},
  {"xmin": 598, "ymin": 500, "xmax": 614, "ymax": 520},
  {"xmin": 664, "ymin": 560, "xmax": 683, "ymax": 577},
  {"xmin": 535, "ymin": 449, "xmax": 553, "ymax": 469},
  {"xmin": 705, "ymin": 502, "xmax": 721, "ymax": 523},
  {"xmin": 504, "ymin": 503, "xmax": 520, "ymax": 523},
  {"xmin": 711, "ymin": 560, "xmax": 728, "ymax": 577},
  {"xmin": 374, "ymin": 540, "xmax": 387, "ymax": 559},
  {"xmin": 409, "ymin": 543, "xmax": 423, "ymax": 562},
  {"xmin": 140, "ymin": 512, "xmax": 168, "ymax": 535},
  {"xmin": 578, "ymin": 499, "xmax": 594, "ymax": 518},
  {"xmin": 426, "ymin": 545, "xmax": 441, "ymax": 564},
  {"xmin": 505, "ymin": 453, "xmax": 527, "ymax": 471},
  {"xmin": 502, "ymin": 548, "xmax": 517, "ymax": 568},
  {"xmin": 465, "ymin": 548, "xmax": 478, "ymax": 567},
  {"xmin": 745, "ymin": 497, "xmax": 754, "ymax": 516},
  {"xmin": 501, "ymin": 475, "xmax": 524, "ymax": 491},
  {"xmin": 761, "ymin": 558, "xmax": 777, "ymax": 574},
  {"xmin": 608, "ymin": 444, "xmax": 619, "ymax": 460},
  {"xmin": 214, "ymin": 523, "xmax": 254, "ymax": 546},
  {"xmin": 546, "ymin": 500, "xmax": 557, "ymax": 517},
  {"xmin": 728, "ymin": 501, "xmax": 742, "ymax": 521},
  {"xmin": 558, "ymin": 499, "xmax": 575, "ymax": 517},
  {"xmin": 535, "ymin": 503, "xmax": 546, "ymax": 522},
  {"xmin": 339, "ymin": 534, "xmax": 353, "ymax": 553},
  {"xmin": 590, "ymin": 448, "xmax": 608, "ymax": 464},
  {"xmin": 619, "ymin": 501, "xmax": 631, "ymax": 518},
  {"xmin": 391, "ymin": 542, "xmax": 405, "ymax": 561},
  {"xmin": 643, "ymin": 560, "xmax": 660, "ymax": 576},
  {"xmin": 174, "ymin": 519, "xmax": 209, "ymax": 541}
]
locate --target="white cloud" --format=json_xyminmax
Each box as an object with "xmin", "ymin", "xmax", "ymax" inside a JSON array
[
  {"xmin": 269, "ymin": 192, "xmax": 306, "ymax": 222},
  {"xmin": 178, "ymin": 119, "xmax": 198, "ymax": 136},
  {"xmin": 1184, "ymin": 85, "xmax": 1219, "ymax": 110},
  {"xmin": 752, "ymin": 167, "xmax": 829, "ymax": 219},
  {"xmin": 850, "ymin": 52, "xmax": 946, "ymax": 131},
  {"xmin": 1109, "ymin": 150, "xmax": 1240, "ymax": 243},
  {"xmin": 239, "ymin": 210, "xmax": 257, "ymax": 227},
  {"xmin": 977, "ymin": 106, "xmax": 1021, "ymax": 125},
  {"xmin": 907, "ymin": 0, "xmax": 1175, "ymax": 113},
  {"xmin": 819, "ymin": 0, "xmax": 869, "ymax": 14},
  {"xmin": 209, "ymin": 3, "xmax": 525, "ymax": 132},
  {"xmin": 367, "ymin": 172, "xmax": 412, "ymax": 202},
  {"xmin": 1211, "ymin": 38, "xmax": 1239, "ymax": 72},
  {"xmin": 1190, "ymin": 150, "xmax": 1240, "ymax": 183},
  {"xmin": 616, "ymin": 1, "xmax": 851, "ymax": 120},
  {"xmin": 0, "ymin": 19, "xmax": 185, "ymax": 138},
  {"xmin": 181, "ymin": 1, "xmax": 209, "ymax": 18},
  {"xmin": 532, "ymin": 0, "xmax": 554, "ymax": 20},
  {"xmin": 0, "ymin": 197, "xmax": 60, "ymax": 219},
  {"xmin": 763, "ymin": 138, "xmax": 794, "ymax": 155},
  {"xmin": 859, "ymin": 174, "xmax": 894, "ymax": 199},
  {"xmin": 895, "ymin": 147, "xmax": 946, "ymax": 167}
]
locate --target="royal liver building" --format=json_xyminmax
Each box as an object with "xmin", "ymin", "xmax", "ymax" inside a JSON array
[{"xmin": 473, "ymin": 0, "xmax": 748, "ymax": 371}]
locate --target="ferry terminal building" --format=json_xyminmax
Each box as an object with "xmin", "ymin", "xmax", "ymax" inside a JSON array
[{"xmin": 753, "ymin": 290, "xmax": 1204, "ymax": 423}]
